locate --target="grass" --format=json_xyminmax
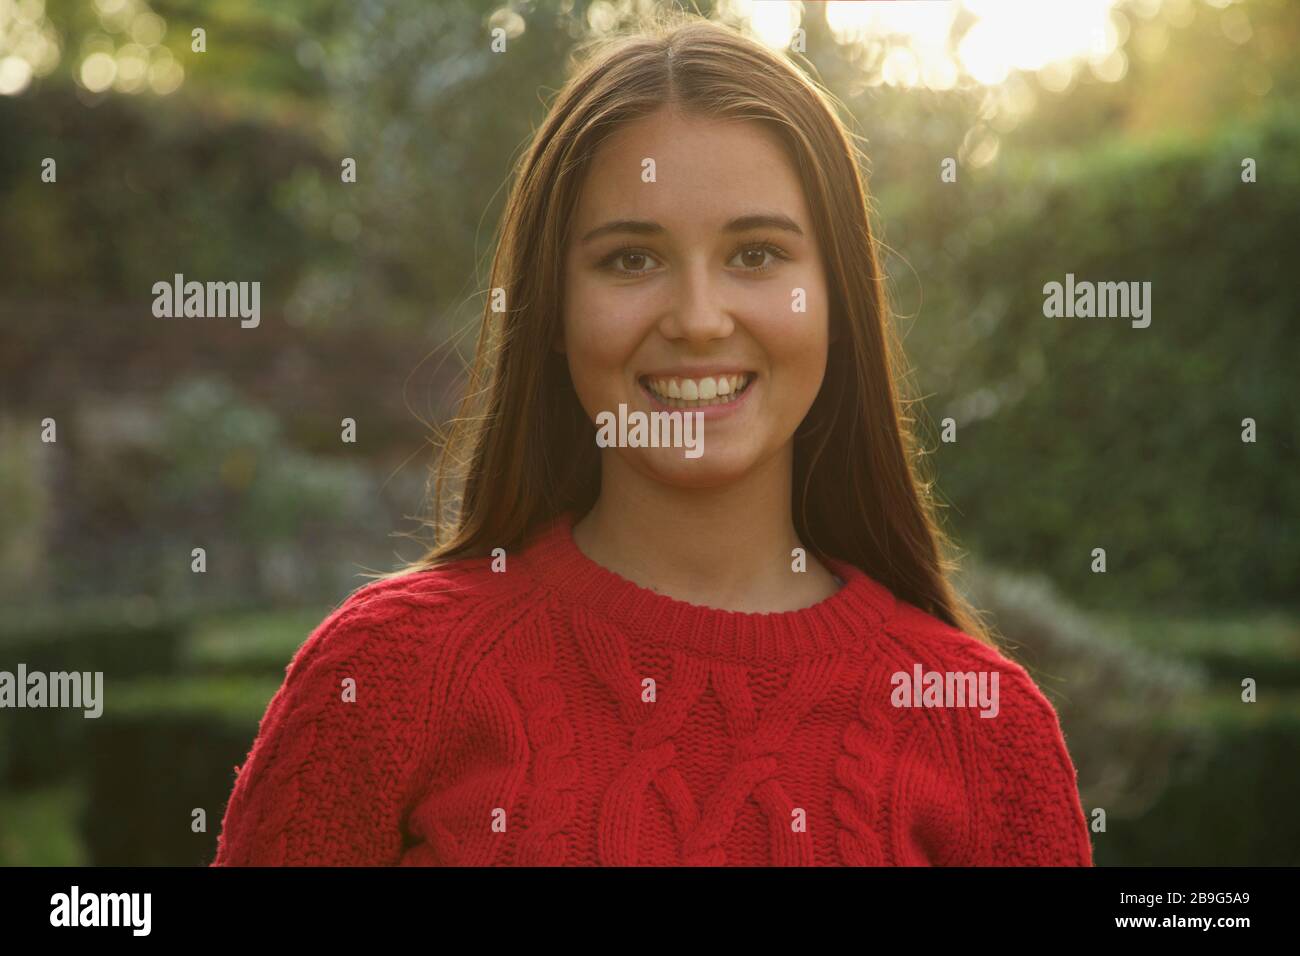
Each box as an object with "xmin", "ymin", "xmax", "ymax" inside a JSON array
[{"xmin": 0, "ymin": 784, "xmax": 87, "ymax": 866}]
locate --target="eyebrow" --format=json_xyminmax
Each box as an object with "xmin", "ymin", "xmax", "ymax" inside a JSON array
[{"xmin": 578, "ymin": 212, "xmax": 805, "ymax": 244}]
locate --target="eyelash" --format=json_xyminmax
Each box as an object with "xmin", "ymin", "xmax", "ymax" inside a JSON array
[{"xmin": 598, "ymin": 240, "xmax": 791, "ymax": 277}]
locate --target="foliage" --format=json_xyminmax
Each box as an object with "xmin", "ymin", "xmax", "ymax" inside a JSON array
[{"xmin": 894, "ymin": 105, "xmax": 1300, "ymax": 611}]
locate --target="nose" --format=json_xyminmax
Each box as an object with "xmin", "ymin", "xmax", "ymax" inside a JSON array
[{"xmin": 656, "ymin": 257, "xmax": 735, "ymax": 343}]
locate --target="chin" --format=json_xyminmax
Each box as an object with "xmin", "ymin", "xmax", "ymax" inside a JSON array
[{"xmin": 627, "ymin": 445, "xmax": 760, "ymax": 490}]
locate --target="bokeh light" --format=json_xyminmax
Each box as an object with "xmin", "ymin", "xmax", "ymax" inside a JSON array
[
  {"xmin": 727, "ymin": 0, "xmax": 1164, "ymax": 93},
  {"xmin": 1, "ymin": 0, "xmax": 177, "ymax": 97}
]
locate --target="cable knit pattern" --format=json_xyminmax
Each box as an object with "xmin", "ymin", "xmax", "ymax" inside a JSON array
[
  {"xmin": 509, "ymin": 609, "xmax": 579, "ymax": 865},
  {"xmin": 833, "ymin": 668, "xmax": 894, "ymax": 866},
  {"xmin": 211, "ymin": 512, "xmax": 1093, "ymax": 866}
]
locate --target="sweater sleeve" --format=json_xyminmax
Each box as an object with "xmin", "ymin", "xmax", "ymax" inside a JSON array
[
  {"xmin": 210, "ymin": 587, "xmax": 453, "ymax": 866},
  {"xmin": 963, "ymin": 664, "xmax": 1094, "ymax": 866}
]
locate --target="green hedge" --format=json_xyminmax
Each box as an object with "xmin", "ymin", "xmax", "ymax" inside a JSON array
[
  {"xmin": 0, "ymin": 603, "xmax": 188, "ymax": 787},
  {"xmin": 1093, "ymin": 694, "xmax": 1300, "ymax": 865},
  {"xmin": 80, "ymin": 676, "xmax": 280, "ymax": 866},
  {"xmin": 0, "ymin": 604, "xmax": 302, "ymax": 864},
  {"xmin": 889, "ymin": 105, "xmax": 1300, "ymax": 612}
]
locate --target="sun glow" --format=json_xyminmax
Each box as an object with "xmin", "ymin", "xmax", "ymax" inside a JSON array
[{"xmin": 727, "ymin": 0, "xmax": 1157, "ymax": 91}]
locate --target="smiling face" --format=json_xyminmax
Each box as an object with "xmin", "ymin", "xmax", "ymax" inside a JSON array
[{"xmin": 561, "ymin": 107, "xmax": 830, "ymax": 489}]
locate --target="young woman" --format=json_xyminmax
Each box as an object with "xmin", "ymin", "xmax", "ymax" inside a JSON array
[{"xmin": 212, "ymin": 14, "xmax": 1092, "ymax": 867}]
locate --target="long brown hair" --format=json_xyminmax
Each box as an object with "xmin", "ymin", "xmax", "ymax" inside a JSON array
[{"xmin": 387, "ymin": 12, "xmax": 994, "ymax": 647}]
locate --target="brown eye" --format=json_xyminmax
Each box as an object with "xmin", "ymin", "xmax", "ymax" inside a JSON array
[
  {"xmin": 602, "ymin": 248, "xmax": 660, "ymax": 275},
  {"xmin": 728, "ymin": 242, "xmax": 788, "ymax": 272}
]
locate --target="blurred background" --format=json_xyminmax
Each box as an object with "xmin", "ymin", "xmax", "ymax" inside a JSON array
[{"xmin": 1, "ymin": 0, "xmax": 1296, "ymax": 866}]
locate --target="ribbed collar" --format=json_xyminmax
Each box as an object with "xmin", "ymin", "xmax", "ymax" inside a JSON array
[{"xmin": 516, "ymin": 511, "xmax": 899, "ymax": 664}]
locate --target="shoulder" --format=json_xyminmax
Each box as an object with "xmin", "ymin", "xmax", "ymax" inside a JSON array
[
  {"xmin": 878, "ymin": 598, "xmax": 1079, "ymax": 783},
  {"xmin": 881, "ymin": 598, "xmax": 1061, "ymax": 728},
  {"xmin": 881, "ymin": 600, "xmax": 1092, "ymax": 864},
  {"xmin": 247, "ymin": 556, "xmax": 549, "ymax": 766},
  {"xmin": 282, "ymin": 555, "xmax": 546, "ymax": 688},
  {"xmin": 214, "ymin": 557, "xmax": 537, "ymax": 866}
]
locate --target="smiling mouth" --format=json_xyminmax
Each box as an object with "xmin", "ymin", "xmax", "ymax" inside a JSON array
[{"xmin": 639, "ymin": 373, "xmax": 755, "ymax": 409}]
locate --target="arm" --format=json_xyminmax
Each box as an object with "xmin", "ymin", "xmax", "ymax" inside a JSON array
[
  {"xmin": 963, "ymin": 665, "xmax": 1094, "ymax": 866},
  {"xmin": 210, "ymin": 597, "xmax": 444, "ymax": 866}
]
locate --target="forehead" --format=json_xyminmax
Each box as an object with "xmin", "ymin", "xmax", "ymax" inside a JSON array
[{"xmin": 571, "ymin": 108, "xmax": 810, "ymax": 227}]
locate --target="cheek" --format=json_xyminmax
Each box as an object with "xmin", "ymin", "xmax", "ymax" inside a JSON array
[
  {"xmin": 749, "ymin": 280, "xmax": 830, "ymax": 385},
  {"xmin": 562, "ymin": 275, "xmax": 645, "ymax": 399}
]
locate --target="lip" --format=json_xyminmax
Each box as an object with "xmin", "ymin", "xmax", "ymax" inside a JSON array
[
  {"xmin": 637, "ymin": 367, "xmax": 755, "ymax": 379},
  {"xmin": 636, "ymin": 372, "xmax": 757, "ymax": 420}
]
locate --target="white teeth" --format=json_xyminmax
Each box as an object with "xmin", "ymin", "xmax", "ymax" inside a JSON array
[{"xmin": 642, "ymin": 373, "xmax": 753, "ymax": 408}]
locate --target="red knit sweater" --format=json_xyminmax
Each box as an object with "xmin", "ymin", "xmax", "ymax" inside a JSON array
[{"xmin": 211, "ymin": 512, "xmax": 1093, "ymax": 866}]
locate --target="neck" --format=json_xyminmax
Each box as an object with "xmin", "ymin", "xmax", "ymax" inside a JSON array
[{"xmin": 573, "ymin": 446, "xmax": 839, "ymax": 613}]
